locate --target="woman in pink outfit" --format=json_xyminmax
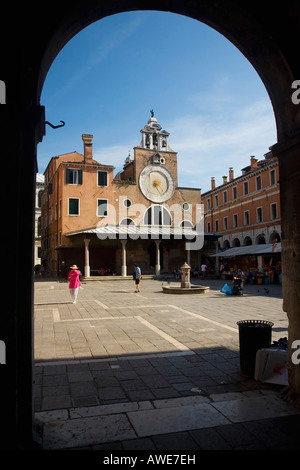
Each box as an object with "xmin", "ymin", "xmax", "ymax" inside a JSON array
[{"xmin": 68, "ymin": 264, "xmax": 81, "ymax": 303}]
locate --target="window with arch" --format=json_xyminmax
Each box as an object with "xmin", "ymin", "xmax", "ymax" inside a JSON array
[
  {"xmin": 233, "ymin": 238, "xmax": 241, "ymax": 247},
  {"xmin": 144, "ymin": 205, "xmax": 172, "ymax": 225},
  {"xmin": 180, "ymin": 220, "xmax": 193, "ymax": 228},
  {"xmin": 120, "ymin": 218, "xmax": 136, "ymax": 226}
]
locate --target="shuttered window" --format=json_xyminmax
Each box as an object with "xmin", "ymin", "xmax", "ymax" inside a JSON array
[
  {"xmin": 98, "ymin": 171, "xmax": 108, "ymax": 186},
  {"xmin": 66, "ymin": 168, "xmax": 82, "ymax": 184},
  {"xmin": 68, "ymin": 198, "xmax": 79, "ymax": 215},
  {"xmin": 97, "ymin": 199, "xmax": 108, "ymax": 216}
]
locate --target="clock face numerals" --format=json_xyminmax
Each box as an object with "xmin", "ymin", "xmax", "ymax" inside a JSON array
[{"xmin": 139, "ymin": 165, "xmax": 175, "ymax": 202}]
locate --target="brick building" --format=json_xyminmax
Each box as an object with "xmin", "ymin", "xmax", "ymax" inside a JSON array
[
  {"xmin": 202, "ymin": 152, "xmax": 280, "ymax": 249},
  {"xmin": 201, "ymin": 152, "xmax": 281, "ymax": 278},
  {"xmin": 41, "ymin": 115, "xmax": 215, "ymax": 278}
]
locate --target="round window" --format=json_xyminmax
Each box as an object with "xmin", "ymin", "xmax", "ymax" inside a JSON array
[{"xmin": 123, "ymin": 198, "xmax": 132, "ymax": 208}]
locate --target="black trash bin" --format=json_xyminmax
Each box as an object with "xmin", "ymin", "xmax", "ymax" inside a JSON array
[{"xmin": 237, "ymin": 320, "xmax": 273, "ymax": 377}]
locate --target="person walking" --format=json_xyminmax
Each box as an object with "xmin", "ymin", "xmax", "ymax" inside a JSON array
[
  {"xmin": 68, "ymin": 264, "xmax": 81, "ymax": 303},
  {"xmin": 133, "ymin": 263, "xmax": 141, "ymax": 293}
]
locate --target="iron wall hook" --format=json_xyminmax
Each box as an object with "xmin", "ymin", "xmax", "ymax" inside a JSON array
[{"xmin": 45, "ymin": 120, "xmax": 65, "ymax": 129}]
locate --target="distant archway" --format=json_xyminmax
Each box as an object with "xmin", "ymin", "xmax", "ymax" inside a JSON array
[
  {"xmin": 223, "ymin": 240, "xmax": 230, "ymax": 249},
  {"xmin": 232, "ymin": 238, "xmax": 241, "ymax": 247},
  {"xmin": 269, "ymin": 231, "xmax": 281, "ymax": 243},
  {"xmin": 243, "ymin": 236, "xmax": 252, "ymax": 246},
  {"xmin": 256, "ymin": 234, "xmax": 266, "ymax": 244}
]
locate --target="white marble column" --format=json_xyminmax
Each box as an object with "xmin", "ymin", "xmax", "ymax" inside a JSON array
[
  {"xmin": 149, "ymin": 134, "xmax": 153, "ymax": 149},
  {"xmin": 155, "ymin": 240, "xmax": 161, "ymax": 276},
  {"xmin": 121, "ymin": 239, "xmax": 127, "ymax": 276},
  {"xmin": 84, "ymin": 238, "xmax": 90, "ymax": 277}
]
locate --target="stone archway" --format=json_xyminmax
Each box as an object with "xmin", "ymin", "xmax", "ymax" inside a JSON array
[
  {"xmin": 2, "ymin": 0, "xmax": 300, "ymax": 449},
  {"xmin": 232, "ymin": 237, "xmax": 241, "ymax": 247},
  {"xmin": 243, "ymin": 236, "xmax": 252, "ymax": 246}
]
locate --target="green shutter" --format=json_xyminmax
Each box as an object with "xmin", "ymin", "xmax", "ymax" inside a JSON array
[
  {"xmin": 78, "ymin": 169, "xmax": 82, "ymax": 184},
  {"xmin": 66, "ymin": 168, "xmax": 71, "ymax": 184},
  {"xmin": 69, "ymin": 198, "xmax": 79, "ymax": 215},
  {"xmin": 98, "ymin": 171, "xmax": 107, "ymax": 186}
]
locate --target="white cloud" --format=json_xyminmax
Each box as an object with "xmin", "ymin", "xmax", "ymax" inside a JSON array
[
  {"xmin": 91, "ymin": 98, "xmax": 277, "ymax": 193},
  {"xmin": 169, "ymin": 98, "xmax": 277, "ymax": 191}
]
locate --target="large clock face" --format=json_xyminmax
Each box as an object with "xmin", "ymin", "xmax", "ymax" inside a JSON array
[{"xmin": 139, "ymin": 165, "xmax": 175, "ymax": 203}]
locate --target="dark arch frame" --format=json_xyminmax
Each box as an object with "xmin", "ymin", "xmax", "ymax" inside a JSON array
[
  {"xmin": 37, "ymin": 2, "xmax": 300, "ymax": 142},
  {"xmin": 2, "ymin": 0, "xmax": 300, "ymax": 449}
]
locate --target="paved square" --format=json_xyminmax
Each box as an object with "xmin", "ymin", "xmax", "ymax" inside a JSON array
[
  {"xmin": 33, "ymin": 278, "xmax": 300, "ymax": 450},
  {"xmin": 34, "ymin": 278, "xmax": 286, "ymax": 363}
]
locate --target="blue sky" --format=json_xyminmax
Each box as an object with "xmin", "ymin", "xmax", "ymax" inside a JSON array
[{"xmin": 38, "ymin": 11, "xmax": 277, "ymax": 193}]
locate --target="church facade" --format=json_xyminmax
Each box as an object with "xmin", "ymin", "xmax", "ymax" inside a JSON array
[{"xmin": 40, "ymin": 115, "xmax": 215, "ymax": 278}]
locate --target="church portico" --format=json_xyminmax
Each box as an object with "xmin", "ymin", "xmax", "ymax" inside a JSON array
[{"xmin": 62, "ymin": 225, "xmax": 203, "ymax": 279}]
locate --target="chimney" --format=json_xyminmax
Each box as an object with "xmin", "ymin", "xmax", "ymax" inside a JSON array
[
  {"xmin": 211, "ymin": 177, "xmax": 215, "ymax": 190},
  {"xmin": 222, "ymin": 175, "xmax": 228, "ymax": 184},
  {"xmin": 229, "ymin": 167, "xmax": 234, "ymax": 181},
  {"xmin": 250, "ymin": 156, "xmax": 258, "ymax": 170},
  {"xmin": 82, "ymin": 134, "xmax": 93, "ymax": 163}
]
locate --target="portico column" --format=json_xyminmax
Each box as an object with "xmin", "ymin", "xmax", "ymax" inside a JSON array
[
  {"xmin": 186, "ymin": 247, "xmax": 191, "ymax": 266},
  {"xmin": 155, "ymin": 240, "xmax": 161, "ymax": 275},
  {"xmin": 84, "ymin": 238, "xmax": 90, "ymax": 278},
  {"xmin": 121, "ymin": 239, "xmax": 127, "ymax": 276},
  {"xmin": 272, "ymin": 136, "xmax": 300, "ymax": 399}
]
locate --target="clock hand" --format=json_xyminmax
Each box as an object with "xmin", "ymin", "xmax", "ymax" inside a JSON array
[{"xmin": 153, "ymin": 180, "xmax": 163, "ymax": 193}]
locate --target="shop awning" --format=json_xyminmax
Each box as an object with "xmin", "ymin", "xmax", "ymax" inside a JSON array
[{"xmin": 213, "ymin": 243, "xmax": 281, "ymax": 257}]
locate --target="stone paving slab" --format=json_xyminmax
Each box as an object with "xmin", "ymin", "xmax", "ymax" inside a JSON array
[
  {"xmin": 211, "ymin": 393, "xmax": 298, "ymax": 423},
  {"xmin": 42, "ymin": 412, "xmax": 136, "ymax": 450},
  {"xmin": 35, "ymin": 391, "xmax": 300, "ymax": 450},
  {"xmin": 127, "ymin": 403, "xmax": 230, "ymax": 437}
]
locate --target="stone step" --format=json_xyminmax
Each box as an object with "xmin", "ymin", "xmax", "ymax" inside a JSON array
[{"xmin": 35, "ymin": 391, "xmax": 299, "ymax": 449}]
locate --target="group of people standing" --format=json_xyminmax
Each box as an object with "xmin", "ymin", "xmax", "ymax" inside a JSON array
[{"xmin": 68, "ymin": 263, "xmax": 142, "ymax": 303}]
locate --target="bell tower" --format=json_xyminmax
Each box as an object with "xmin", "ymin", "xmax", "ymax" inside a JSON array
[
  {"xmin": 133, "ymin": 112, "xmax": 178, "ymax": 188},
  {"xmin": 116, "ymin": 113, "xmax": 178, "ymax": 187},
  {"xmin": 139, "ymin": 110, "xmax": 172, "ymax": 152}
]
